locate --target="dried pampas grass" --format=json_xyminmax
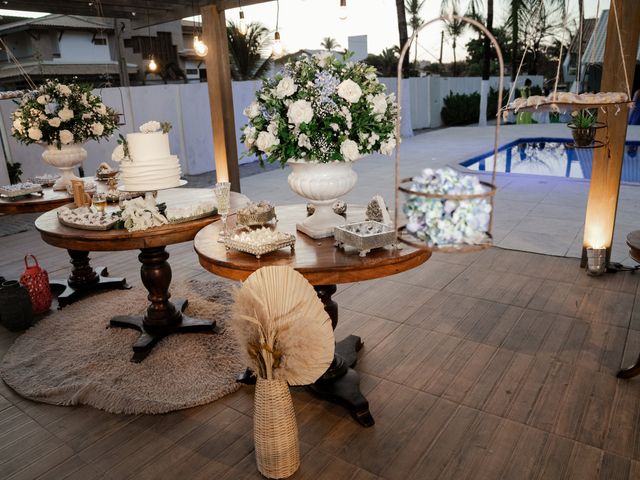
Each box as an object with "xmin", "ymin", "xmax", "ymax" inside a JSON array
[{"xmin": 232, "ymin": 266, "xmax": 335, "ymax": 385}]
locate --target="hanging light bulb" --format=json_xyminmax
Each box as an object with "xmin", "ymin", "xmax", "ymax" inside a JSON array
[
  {"xmin": 272, "ymin": 31, "xmax": 283, "ymax": 56},
  {"xmin": 339, "ymin": 0, "xmax": 348, "ymax": 20},
  {"xmin": 239, "ymin": 9, "xmax": 248, "ymax": 35},
  {"xmin": 148, "ymin": 56, "xmax": 157, "ymax": 72},
  {"xmin": 193, "ymin": 35, "xmax": 209, "ymax": 57}
]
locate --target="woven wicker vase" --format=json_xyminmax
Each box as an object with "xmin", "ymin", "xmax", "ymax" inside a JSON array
[{"xmin": 254, "ymin": 378, "xmax": 300, "ymax": 479}]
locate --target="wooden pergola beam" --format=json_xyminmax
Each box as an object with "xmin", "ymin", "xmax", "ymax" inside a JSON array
[{"xmin": 582, "ymin": 0, "xmax": 640, "ymax": 263}]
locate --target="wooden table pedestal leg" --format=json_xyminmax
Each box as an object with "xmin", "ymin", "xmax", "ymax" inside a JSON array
[
  {"xmin": 51, "ymin": 249, "xmax": 130, "ymax": 308},
  {"xmin": 110, "ymin": 246, "xmax": 219, "ymax": 363},
  {"xmin": 309, "ymin": 284, "xmax": 374, "ymax": 427},
  {"xmin": 617, "ymin": 355, "xmax": 640, "ymax": 379}
]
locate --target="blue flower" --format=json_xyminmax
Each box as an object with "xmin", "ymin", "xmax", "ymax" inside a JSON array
[{"xmin": 44, "ymin": 102, "xmax": 58, "ymax": 115}]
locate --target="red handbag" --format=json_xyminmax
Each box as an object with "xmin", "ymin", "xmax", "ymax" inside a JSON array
[{"xmin": 19, "ymin": 254, "xmax": 52, "ymax": 314}]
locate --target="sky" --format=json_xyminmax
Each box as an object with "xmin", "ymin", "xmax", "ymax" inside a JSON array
[{"xmin": 0, "ymin": 0, "xmax": 611, "ymax": 62}]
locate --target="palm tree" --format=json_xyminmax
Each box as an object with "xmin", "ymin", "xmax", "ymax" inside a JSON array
[
  {"xmin": 405, "ymin": 0, "xmax": 425, "ymax": 64},
  {"xmin": 395, "ymin": 0, "xmax": 410, "ymax": 76},
  {"xmin": 321, "ymin": 37, "xmax": 340, "ymax": 51},
  {"xmin": 365, "ymin": 47, "xmax": 400, "ymax": 77},
  {"xmin": 226, "ymin": 21, "xmax": 272, "ymax": 81},
  {"xmin": 441, "ymin": 1, "xmax": 466, "ymax": 76}
]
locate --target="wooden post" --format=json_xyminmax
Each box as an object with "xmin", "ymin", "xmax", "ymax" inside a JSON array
[
  {"xmin": 201, "ymin": 3, "xmax": 241, "ymax": 192},
  {"xmin": 582, "ymin": 0, "xmax": 640, "ymax": 264}
]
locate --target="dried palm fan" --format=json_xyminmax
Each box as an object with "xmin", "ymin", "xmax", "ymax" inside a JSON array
[{"xmin": 232, "ymin": 266, "xmax": 335, "ymax": 386}]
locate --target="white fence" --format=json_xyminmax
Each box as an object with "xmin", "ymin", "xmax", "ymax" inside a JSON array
[{"xmin": 0, "ymin": 75, "xmax": 542, "ymax": 185}]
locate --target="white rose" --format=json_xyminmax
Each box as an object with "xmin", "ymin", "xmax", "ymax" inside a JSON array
[
  {"xmin": 287, "ymin": 99, "xmax": 313, "ymax": 125},
  {"xmin": 91, "ymin": 122, "xmax": 104, "ymax": 136},
  {"xmin": 314, "ymin": 51, "xmax": 333, "ymax": 67},
  {"xmin": 12, "ymin": 119, "xmax": 22, "ymax": 131},
  {"xmin": 82, "ymin": 112, "xmax": 92, "ymax": 120},
  {"xmin": 95, "ymin": 103, "xmax": 107, "ymax": 116},
  {"xmin": 36, "ymin": 95, "xmax": 49, "ymax": 105},
  {"xmin": 337, "ymin": 79, "xmax": 362, "ymax": 103},
  {"xmin": 267, "ymin": 120, "xmax": 279, "ymax": 136},
  {"xmin": 81, "ymin": 93, "xmax": 90, "ymax": 107},
  {"xmin": 340, "ymin": 139, "xmax": 360, "ymax": 162},
  {"xmin": 255, "ymin": 131, "xmax": 279, "ymax": 152},
  {"xmin": 112, "ymin": 144, "xmax": 125, "ymax": 162},
  {"xmin": 59, "ymin": 129, "xmax": 74, "ymax": 145},
  {"xmin": 243, "ymin": 125, "xmax": 257, "ymax": 147},
  {"xmin": 365, "ymin": 71, "xmax": 377, "ymax": 81},
  {"xmin": 275, "ymin": 77, "xmax": 297, "ymax": 98},
  {"xmin": 48, "ymin": 117, "xmax": 61, "ymax": 127},
  {"xmin": 139, "ymin": 121, "xmax": 161, "ymax": 133},
  {"xmin": 330, "ymin": 123, "xmax": 340, "ymax": 132},
  {"xmin": 380, "ymin": 137, "xmax": 396, "ymax": 155},
  {"xmin": 58, "ymin": 107, "xmax": 74, "ymax": 122},
  {"xmin": 370, "ymin": 93, "xmax": 387, "ymax": 116},
  {"xmin": 27, "ymin": 126, "xmax": 42, "ymax": 141},
  {"xmin": 243, "ymin": 101, "xmax": 261, "ymax": 119},
  {"xmin": 298, "ymin": 133, "xmax": 312, "ymax": 149},
  {"xmin": 56, "ymin": 84, "xmax": 72, "ymax": 96}
]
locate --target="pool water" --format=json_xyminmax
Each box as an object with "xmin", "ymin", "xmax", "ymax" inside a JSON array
[{"xmin": 461, "ymin": 137, "xmax": 640, "ymax": 183}]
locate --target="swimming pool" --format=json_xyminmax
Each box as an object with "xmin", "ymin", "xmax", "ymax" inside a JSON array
[{"xmin": 460, "ymin": 137, "xmax": 640, "ymax": 183}]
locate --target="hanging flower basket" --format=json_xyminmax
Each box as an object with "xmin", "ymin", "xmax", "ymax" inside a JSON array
[
  {"xmin": 399, "ymin": 169, "xmax": 496, "ymax": 253},
  {"xmin": 393, "ymin": 15, "xmax": 504, "ymax": 253},
  {"xmin": 567, "ymin": 122, "xmax": 607, "ymax": 148}
]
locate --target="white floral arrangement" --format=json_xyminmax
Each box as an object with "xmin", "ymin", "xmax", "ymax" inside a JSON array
[
  {"xmin": 240, "ymin": 52, "xmax": 398, "ymax": 167},
  {"xmin": 11, "ymin": 79, "xmax": 117, "ymax": 148},
  {"xmin": 119, "ymin": 196, "xmax": 168, "ymax": 232},
  {"xmin": 403, "ymin": 168, "xmax": 492, "ymax": 247},
  {"xmin": 111, "ymin": 120, "xmax": 172, "ymax": 162}
]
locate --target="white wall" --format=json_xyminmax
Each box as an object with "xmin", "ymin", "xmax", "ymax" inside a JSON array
[{"xmin": 57, "ymin": 31, "xmax": 111, "ymax": 63}]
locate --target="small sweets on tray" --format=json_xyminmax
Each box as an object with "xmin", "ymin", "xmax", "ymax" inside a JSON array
[
  {"xmin": 334, "ymin": 221, "xmax": 396, "ymax": 257},
  {"xmin": 0, "ymin": 182, "xmax": 43, "ymax": 198},
  {"xmin": 225, "ymin": 227, "xmax": 295, "ymax": 259},
  {"xmin": 29, "ymin": 174, "xmax": 59, "ymax": 187},
  {"xmin": 236, "ymin": 201, "xmax": 276, "ymax": 226},
  {"xmin": 57, "ymin": 206, "xmax": 118, "ymax": 230}
]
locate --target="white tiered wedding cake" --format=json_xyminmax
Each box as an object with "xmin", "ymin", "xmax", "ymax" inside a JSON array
[{"xmin": 113, "ymin": 121, "xmax": 182, "ymax": 191}]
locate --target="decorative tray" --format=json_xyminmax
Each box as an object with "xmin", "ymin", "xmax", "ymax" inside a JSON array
[
  {"xmin": 0, "ymin": 183, "xmax": 43, "ymax": 198},
  {"xmin": 225, "ymin": 229, "xmax": 296, "ymax": 259},
  {"xmin": 334, "ymin": 221, "xmax": 396, "ymax": 257},
  {"xmin": 96, "ymin": 170, "xmax": 118, "ymax": 181},
  {"xmin": 29, "ymin": 175, "xmax": 59, "ymax": 188},
  {"xmin": 57, "ymin": 205, "xmax": 118, "ymax": 231},
  {"xmin": 167, "ymin": 209, "xmax": 217, "ymax": 224},
  {"xmin": 237, "ymin": 201, "xmax": 276, "ymax": 227}
]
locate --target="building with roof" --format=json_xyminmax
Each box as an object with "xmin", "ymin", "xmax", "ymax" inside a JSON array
[
  {"xmin": 577, "ymin": 9, "xmax": 640, "ymax": 93},
  {"xmin": 0, "ymin": 14, "xmax": 201, "ymax": 89}
]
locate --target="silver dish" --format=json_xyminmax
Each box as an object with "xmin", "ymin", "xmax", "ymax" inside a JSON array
[
  {"xmin": 225, "ymin": 233, "xmax": 296, "ymax": 259},
  {"xmin": 334, "ymin": 221, "xmax": 397, "ymax": 257}
]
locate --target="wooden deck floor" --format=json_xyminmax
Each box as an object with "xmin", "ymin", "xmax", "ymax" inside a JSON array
[{"xmin": 2, "ymin": 226, "xmax": 640, "ymax": 479}]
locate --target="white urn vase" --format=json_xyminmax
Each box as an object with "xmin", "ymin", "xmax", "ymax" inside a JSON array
[
  {"xmin": 41, "ymin": 143, "xmax": 87, "ymax": 191},
  {"xmin": 287, "ymin": 160, "xmax": 357, "ymax": 239}
]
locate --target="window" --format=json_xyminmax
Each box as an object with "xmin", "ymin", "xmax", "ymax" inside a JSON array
[
  {"xmin": 92, "ymin": 38, "xmax": 107, "ymax": 46},
  {"xmin": 186, "ymin": 68, "xmax": 198, "ymax": 75}
]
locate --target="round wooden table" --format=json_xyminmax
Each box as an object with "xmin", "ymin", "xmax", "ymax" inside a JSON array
[
  {"xmin": 36, "ymin": 189, "xmax": 248, "ymax": 362},
  {"xmin": 0, "ymin": 179, "xmax": 129, "ymax": 307},
  {"xmin": 0, "ymin": 187, "xmax": 72, "ymax": 214},
  {"xmin": 194, "ymin": 204, "xmax": 431, "ymax": 426},
  {"xmin": 617, "ymin": 230, "xmax": 640, "ymax": 378}
]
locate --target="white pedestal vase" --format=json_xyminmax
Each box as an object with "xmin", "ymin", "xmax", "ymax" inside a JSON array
[
  {"xmin": 41, "ymin": 143, "xmax": 87, "ymax": 191},
  {"xmin": 287, "ymin": 160, "xmax": 357, "ymax": 239}
]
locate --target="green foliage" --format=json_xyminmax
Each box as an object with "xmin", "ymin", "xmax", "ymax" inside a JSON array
[
  {"xmin": 568, "ymin": 109, "xmax": 596, "ymax": 129},
  {"xmin": 364, "ymin": 48, "xmax": 400, "ymax": 77},
  {"xmin": 441, "ymin": 88, "xmax": 509, "ymax": 126},
  {"xmin": 227, "ymin": 21, "xmax": 272, "ymax": 81},
  {"xmin": 6, "ymin": 161, "xmax": 22, "ymax": 184}
]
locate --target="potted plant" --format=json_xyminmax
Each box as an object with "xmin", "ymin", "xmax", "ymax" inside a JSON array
[
  {"xmin": 567, "ymin": 109, "xmax": 599, "ymax": 147},
  {"xmin": 240, "ymin": 52, "xmax": 398, "ymax": 238},
  {"xmin": 11, "ymin": 79, "xmax": 118, "ymax": 190}
]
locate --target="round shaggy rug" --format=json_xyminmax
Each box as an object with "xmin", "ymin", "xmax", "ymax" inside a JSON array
[{"xmin": 0, "ymin": 279, "xmax": 244, "ymax": 415}]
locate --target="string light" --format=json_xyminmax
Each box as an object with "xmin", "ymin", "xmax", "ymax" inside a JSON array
[
  {"xmin": 272, "ymin": 0, "xmax": 282, "ymax": 56},
  {"xmin": 148, "ymin": 57, "xmax": 157, "ymax": 71},
  {"xmin": 273, "ymin": 31, "xmax": 282, "ymax": 56},
  {"xmin": 339, "ymin": 0, "xmax": 347, "ymax": 20},
  {"xmin": 194, "ymin": 35, "xmax": 209, "ymax": 56},
  {"xmin": 239, "ymin": 9, "xmax": 248, "ymax": 35},
  {"xmin": 191, "ymin": 0, "xmax": 208, "ymax": 57}
]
